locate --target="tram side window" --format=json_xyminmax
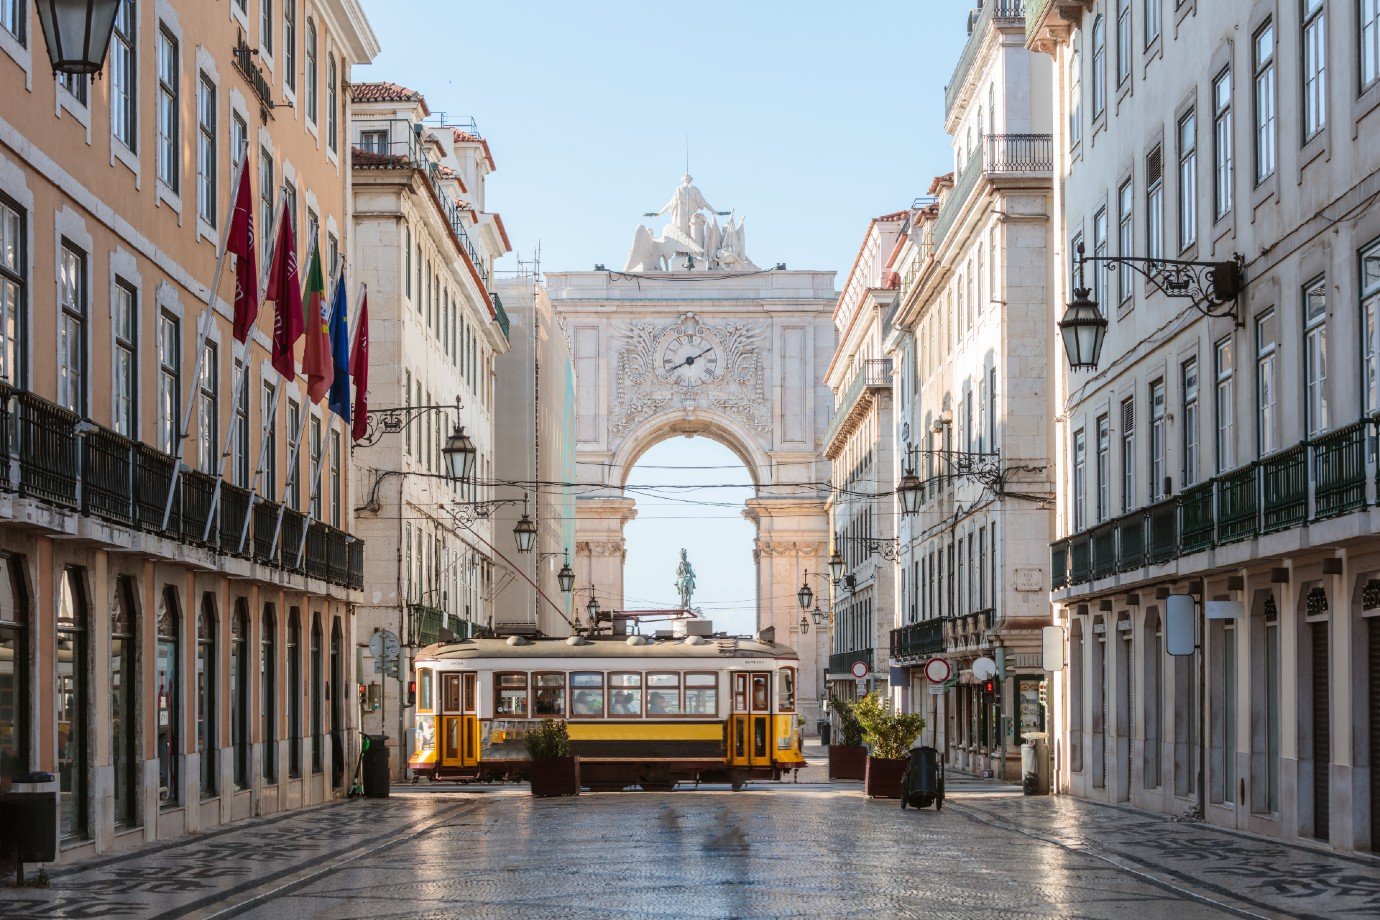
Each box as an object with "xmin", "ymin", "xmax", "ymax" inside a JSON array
[
  {"xmin": 570, "ymin": 672, "xmax": 604, "ymax": 718},
  {"xmin": 418, "ymin": 669, "xmax": 434, "ymax": 712},
  {"xmin": 609, "ymin": 673, "xmax": 642, "ymax": 716},
  {"xmin": 777, "ymin": 668, "xmax": 796, "ymax": 713},
  {"xmin": 685, "ymin": 673, "xmax": 718, "ymax": 715},
  {"xmin": 495, "ymin": 673, "xmax": 528, "ymax": 717},
  {"xmin": 647, "ymin": 673, "xmax": 681, "ymax": 715},
  {"xmin": 751, "ymin": 674, "xmax": 770, "ymax": 712},
  {"xmin": 533, "ymin": 673, "xmax": 565, "ymax": 716}
]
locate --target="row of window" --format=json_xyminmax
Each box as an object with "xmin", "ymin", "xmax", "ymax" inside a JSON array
[
  {"xmin": 904, "ymin": 518, "xmax": 999, "ymax": 624},
  {"xmin": 402, "ymin": 222, "xmax": 492, "ymax": 395},
  {"xmin": 0, "ymin": 194, "xmax": 347, "ymax": 525},
  {"xmin": 832, "ymin": 593, "xmax": 873, "ymax": 658},
  {"xmin": 403, "ymin": 519, "xmax": 486, "ymax": 627},
  {"xmin": 481, "ymin": 671, "xmax": 728, "ymax": 720},
  {"xmin": 1070, "ymin": 239, "xmax": 1380, "ymax": 528},
  {"xmin": 0, "ymin": 553, "xmax": 342, "ymax": 842}
]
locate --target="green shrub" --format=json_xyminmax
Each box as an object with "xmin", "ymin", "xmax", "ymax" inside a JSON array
[
  {"xmin": 828, "ymin": 694, "xmax": 865, "ymax": 747},
  {"xmin": 524, "ymin": 719, "xmax": 570, "ymax": 761},
  {"xmin": 853, "ymin": 692, "xmax": 926, "ymax": 760}
]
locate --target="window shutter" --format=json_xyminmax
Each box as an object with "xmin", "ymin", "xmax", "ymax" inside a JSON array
[
  {"xmin": 1146, "ymin": 145, "xmax": 1163, "ymax": 186},
  {"xmin": 1122, "ymin": 397, "xmax": 1135, "ymax": 433}
]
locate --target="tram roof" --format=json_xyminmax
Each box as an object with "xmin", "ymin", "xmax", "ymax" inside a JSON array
[{"xmin": 417, "ymin": 634, "xmax": 799, "ymax": 662}]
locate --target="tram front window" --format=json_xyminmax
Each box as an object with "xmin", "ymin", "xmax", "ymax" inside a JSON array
[{"xmin": 777, "ymin": 669, "xmax": 796, "ymax": 712}]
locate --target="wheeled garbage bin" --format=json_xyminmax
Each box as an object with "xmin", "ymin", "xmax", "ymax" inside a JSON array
[
  {"xmin": 361, "ymin": 734, "xmax": 391, "ymax": 798},
  {"xmin": 900, "ymin": 745, "xmax": 944, "ymax": 810},
  {"xmin": 817, "ymin": 719, "xmax": 831, "ymax": 746}
]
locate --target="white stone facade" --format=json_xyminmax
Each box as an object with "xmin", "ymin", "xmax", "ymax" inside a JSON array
[
  {"xmin": 1031, "ymin": 0, "xmax": 1380, "ymax": 851},
  {"xmin": 886, "ymin": 1, "xmax": 1056, "ymax": 776},
  {"xmin": 348, "ymin": 85, "xmax": 510, "ymax": 777}
]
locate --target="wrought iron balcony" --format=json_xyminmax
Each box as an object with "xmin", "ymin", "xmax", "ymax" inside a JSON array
[
  {"xmin": 0, "ymin": 386, "xmax": 363, "ymax": 591},
  {"xmin": 1053, "ymin": 418, "xmax": 1379, "ymax": 591},
  {"xmin": 933, "ymin": 134, "xmax": 1052, "ymax": 246},
  {"xmin": 824, "ymin": 358, "xmax": 893, "ymax": 456},
  {"xmin": 890, "ymin": 619, "xmax": 946, "ymax": 661},
  {"xmin": 828, "ymin": 648, "xmax": 874, "ymax": 678}
]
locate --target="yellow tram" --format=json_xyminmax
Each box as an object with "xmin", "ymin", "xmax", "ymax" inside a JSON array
[{"xmin": 408, "ymin": 631, "xmax": 806, "ymax": 789}]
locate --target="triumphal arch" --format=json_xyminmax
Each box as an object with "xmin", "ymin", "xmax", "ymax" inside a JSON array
[{"xmin": 546, "ymin": 177, "xmax": 837, "ymax": 722}]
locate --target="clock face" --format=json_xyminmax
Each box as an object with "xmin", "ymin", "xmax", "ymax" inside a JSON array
[{"xmin": 660, "ymin": 334, "xmax": 719, "ymax": 385}]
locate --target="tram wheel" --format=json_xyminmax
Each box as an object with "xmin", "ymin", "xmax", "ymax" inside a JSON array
[{"xmin": 730, "ymin": 781, "xmax": 745, "ymax": 792}]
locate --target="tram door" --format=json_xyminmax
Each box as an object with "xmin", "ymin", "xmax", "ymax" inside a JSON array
[
  {"xmin": 440, "ymin": 673, "xmax": 479, "ymax": 769},
  {"xmin": 730, "ymin": 672, "xmax": 772, "ymax": 768}
]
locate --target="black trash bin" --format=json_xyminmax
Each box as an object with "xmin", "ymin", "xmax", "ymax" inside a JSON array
[
  {"xmin": 816, "ymin": 719, "xmax": 831, "ymax": 747},
  {"xmin": 0, "ymin": 788, "xmax": 57, "ymax": 882},
  {"xmin": 900, "ymin": 745, "xmax": 944, "ymax": 810},
  {"xmin": 361, "ymin": 734, "xmax": 390, "ymax": 799}
]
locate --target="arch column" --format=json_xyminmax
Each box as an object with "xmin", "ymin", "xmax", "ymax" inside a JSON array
[
  {"xmin": 574, "ymin": 498, "xmax": 638, "ymax": 615},
  {"xmin": 746, "ymin": 496, "xmax": 830, "ymax": 727}
]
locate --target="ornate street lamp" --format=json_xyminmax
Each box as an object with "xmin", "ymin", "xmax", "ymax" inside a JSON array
[
  {"xmin": 797, "ymin": 581, "xmax": 813, "ymax": 611},
  {"xmin": 37, "ymin": 0, "xmax": 121, "ymax": 76},
  {"xmin": 586, "ymin": 595, "xmax": 600, "ymax": 623},
  {"xmin": 896, "ymin": 462, "xmax": 924, "ymax": 516},
  {"xmin": 1058, "ymin": 283, "xmax": 1108, "ymax": 372},
  {"xmin": 557, "ymin": 555, "xmax": 575, "ymax": 593},
  {"xmin": 442, "ymin": 425, "xmax": 476, "ymax": 481},
  {"xmin": 798, "ymin": 614, "xmax": 810, "ymax": 634},
  {"xmin": 828, "ymin": 550, "xmax": 845, "ymax": 584},
  {"xmin": 811, "ymin": 606, "xmax": 826, "ymax": 627},
  {"xmin": 512, "ymin": 494, "xmax": 538, "ymax": 553}
]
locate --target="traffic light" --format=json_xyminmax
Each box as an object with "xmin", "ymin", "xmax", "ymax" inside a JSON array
[
  {"xmin": 357, "ymin": 683, "xmax": 366, "ymax": 708},
  {"xmin": 406, "ymin": 679, "xmax": 417, "ymax": 708},
  {"xmin": 983, "ymin": 679, "xmax": 995, "ymax": 694}
]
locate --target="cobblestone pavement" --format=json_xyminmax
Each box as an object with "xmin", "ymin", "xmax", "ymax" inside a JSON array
[{"xmin": 2, "ymin": 778, "xmax": 1377, "ymax": 919}]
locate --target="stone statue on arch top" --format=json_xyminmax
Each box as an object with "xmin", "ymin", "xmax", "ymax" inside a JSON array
[
  {"xmin": 648, "ymin": 175, "xmax": 718, "ymax": 241},
  {"xmin": 674, "ymin": 548, "xmax": 696, "ymax": 610}
]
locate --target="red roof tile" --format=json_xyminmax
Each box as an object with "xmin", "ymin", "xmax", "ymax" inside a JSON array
[{"xmin": 352, "ymin": 82, "xmax": 431, "ymax": 115}]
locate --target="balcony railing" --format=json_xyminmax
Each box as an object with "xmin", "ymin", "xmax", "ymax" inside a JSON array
[
  {"xmin": 0, "ymin": 387, "xmax": 363, "ymax": 590},
  {"xmin": 890, "ymin": 619, "xmax": 946, "ymax": 660},
  {"xmin": 828, "ymin": 648, "xmax": 874, "ymax": 678},
  {"xmin": 933, "ymin": 133, "xmax": 1053, "ymax": 246},
  {"xmin": 824, "ymin": 358, "xmax": 893, "ymax": 450},
  {"xmin": 1053, "ymin": 420, "xmax": 1378, "ymax": 589},
  {"xmin": 944, "ymin": 1, "xmax": 1028, "ymax": 116}
]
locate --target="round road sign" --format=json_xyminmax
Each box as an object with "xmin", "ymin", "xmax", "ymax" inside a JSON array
[
  {"xmin": 850, "ymin": 660, "xmax": 869, "ymax": 680},
  {"xmin": 923, "ymin": 657, "xmax": 952, "ymax": 684}
]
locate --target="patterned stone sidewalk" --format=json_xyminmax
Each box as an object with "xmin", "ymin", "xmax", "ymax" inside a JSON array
[{"xmin": 0, "ymin": 795, "xmax": 474, "ymax": 919}]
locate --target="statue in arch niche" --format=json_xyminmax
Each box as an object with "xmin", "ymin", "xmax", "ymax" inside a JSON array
[
  {"xmin": 624, "ymin": 176, "xmax": 757, "ymax": 272},
  {"xmin": 674, "ymin": 548, "xmax": 696, "ymax": 610}
]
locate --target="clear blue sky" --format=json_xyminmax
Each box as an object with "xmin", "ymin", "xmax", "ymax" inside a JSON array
[
  {"xmin": 356, "ymin": 0, "xmax": 971, "ymax": 275},
  {"xmin": 358, "ymin": 1, "xmax": 973, "ymax": 636}
]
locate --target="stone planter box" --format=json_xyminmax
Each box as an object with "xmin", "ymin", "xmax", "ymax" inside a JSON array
[
  {"xmin": 529, "ymin": 756, "xmax": 580, "ymax": 797},
  {"xmin": 828, "ymin": 745, "xmax": 867, "ymax": 781},
  {"xmin": 864, "ymin": 756, "xmax": 907, "ymax": 798}
]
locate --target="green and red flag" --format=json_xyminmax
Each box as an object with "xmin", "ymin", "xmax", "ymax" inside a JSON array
[{"xmin": 302, "ymin": 246, "xmax": 333, "ymax": 403}]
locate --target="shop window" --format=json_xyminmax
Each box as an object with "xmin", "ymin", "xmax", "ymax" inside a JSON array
[{"xmin": 58, "ymin": 569, "xmax": 89, "ymax": 840}]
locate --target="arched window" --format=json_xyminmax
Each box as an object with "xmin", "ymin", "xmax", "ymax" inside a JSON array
[
  {"xmin": 288, "ymin": 608, "xmax": 301, "ymax": 777},
  {"xmin": 197, "ymin": 595, "xmax": 217, "ymax": 799},
  {"xmin": 304, "ymin": 19, "xmax": 318, "ymax": 123},
  {"xmin": 1069, "ymin": 46, "xmax": 1083, "ymax": 146},
  {"xmin": 330, "ymin": 618, "xmax": 343, "ymax": 788},
  {"xmin": 157, "ymin": 588, "xmax": 181, "ymax": 806},
  {"xmin": 262, "ymin": 604, "xmax": 277, "ymax": 782},
  {"xmin": 0, "ymin": 553, "xmax": 30, "ymax": 791},
  {"xmin": 231, "ymin": 600, "xmax": 249, "ymax": 789},
  {"xmin": 310, "ymin": 614, "xmax": 323, "ymax": 774},
  {"xmin": 57, "ymin": 568, "xmax": 89, "ymax": 841},
  {"xmin": 112, "ymin": 577, "xmax": 139, "ymax": 828}
]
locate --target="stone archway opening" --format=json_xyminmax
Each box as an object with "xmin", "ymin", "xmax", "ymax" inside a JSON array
[{"xmin": 622, "ymin": 436, "xmax": 756, "ymax": 637}]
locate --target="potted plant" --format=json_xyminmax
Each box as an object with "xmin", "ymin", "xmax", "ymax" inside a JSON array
[
  {"xmin": 826, "ymin": 695, "xmax": 868, "ymax": 781},
  {"xmin": 524, "ymin": 719, "xmax": 579, "ymax": 797},
  {"xmin": 854, "ymin": 692, "xmax": 926, "ymax": 799}
]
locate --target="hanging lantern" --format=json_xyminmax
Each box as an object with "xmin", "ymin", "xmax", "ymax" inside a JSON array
[
  {"xmin": 798, "ymin": 614, "xmax": 810, "ymax": 634},
  {"xmin": 1058, "ymin": 285, "xmax": 1108, "ymax": 371},
  {"xmin": 896, "ymin": 465, "xmax": 923, "ymax": 516},
  {"xmin": 36, "ymin": 0, "xmax": 122, "ymax": 76},
  {"xmin": 828, "ymin": 550, "xmax": 845, "ymax": 584},
  {"xmin": 557, "ymin": 555, "xmax": 575, "ymax": 593},
  {"xmin": 442, "ymin": 425, "xmax": 477, "ymax": 481},
  {"xmin": 797, "ymin": 581, "xmax": 813, "ymax": 611}
]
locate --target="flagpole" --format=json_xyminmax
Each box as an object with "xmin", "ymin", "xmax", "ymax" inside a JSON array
[
  {"xmin": 295, "ymin": 416, "xmax": 334, "ymax": 569},
  {"xmin": 270, "ymin": 237, "xmax": 319, "ymax": 562},
  {"xmin": 202, "ymin": 346, "xmax": 254, "ymax": 543},
  {"xmin": 237, "ymin": 380, "xmax": 281, "ymax": 555},
  {"xmin": 161, "ymin": 148, "xmax": 252, "ymax": 533}
]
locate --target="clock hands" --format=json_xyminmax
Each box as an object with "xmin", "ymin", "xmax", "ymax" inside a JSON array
[{"xmin": 666, "ymin": 347, "xmax": 714, "ymax": 375}]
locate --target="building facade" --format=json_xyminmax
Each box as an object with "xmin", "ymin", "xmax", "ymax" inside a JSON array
[
  {"xmin": 887, "ymin": 0, "xmax": 1056, "ymax": 775},
  {"xmin": 348, "ymin": 84, "xmax": 511, "ymax": 777},
  {"xmin": 823, "ymin": 213, "xmax": 904, "ymax": 706},
  {"xmin": 0, "ymin": 0, "xmax": 378, "ymax": 860},
  {"xmin": 493, "ymin": 266, "xmax": 577, "ymax": 638},
  {"xmin": 1031, "ymin": 0, "xmax": 1380, "ymax": 851}
]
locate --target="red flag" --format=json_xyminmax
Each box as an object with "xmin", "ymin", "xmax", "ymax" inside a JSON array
[
  {"xmin": 228, "ymin": 165, "xmax": 258, "ymax": 343},
  {"xmin": 265, "ymin": 201, "xmax": 302, "ymax": 379},
  {"xmin": 302, "ymin": 247, "xmax": 333, "ymax": 403},
  {"xmin": 350, "ymin": 291, "xmax": 370, "ymax": 442}
]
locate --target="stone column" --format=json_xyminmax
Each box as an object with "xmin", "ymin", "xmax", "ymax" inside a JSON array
[
  {"xmin": 574, "ymin": 497, "xmax": 638, "ymax": 616},
  {"xmin": 745, "ymin": 496, "xmax": 830, "ymax": 729}
]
